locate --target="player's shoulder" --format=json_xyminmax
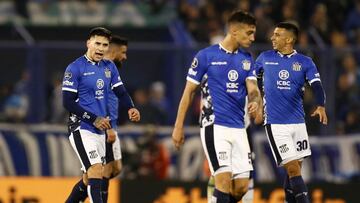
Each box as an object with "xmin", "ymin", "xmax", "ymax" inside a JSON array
[
  {"xmin": 67, "ymin": 56, "xmax": 86, "ymax": 70},
  {"xmin": 259, "ymin": 50, "xmax": 275, "ymax": 57},
  {"xmin": 198, "ymin": 44, "xmax": 218, "ymax": 55},
  {"xmin": 294, "ymin": 51, "xmax": 314, "ymax": 64}
]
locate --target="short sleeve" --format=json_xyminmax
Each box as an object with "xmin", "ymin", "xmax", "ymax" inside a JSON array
[
  {"xmin": 305, "ymin": 58, "xmax": 321, "ymax": 84},
  {"xmin": 110, "ymin": 62, "xmax": 123, "ymax": 89},
  {"xmin": 186, "ymin": 50, "xmax": 208, "ymax": 85},
  {"xmin": 62, "ymin": 63, "xmax": 79, "ymax": 93},
  {"xmin": 254, "ymin": 53, "xmax": 265, "ymax": 78}
]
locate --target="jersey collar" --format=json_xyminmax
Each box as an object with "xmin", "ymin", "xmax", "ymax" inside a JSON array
[
  {"xmin": 276, "ymin": 50, "xmax": 297, "ymax": 58},
  {"xmin": 84, "ymin": 54, "xmax": 100, "ymax": 65},
  {"xmin": 219, "ymin": 43, "xmax": 238, "ymax": 54}
]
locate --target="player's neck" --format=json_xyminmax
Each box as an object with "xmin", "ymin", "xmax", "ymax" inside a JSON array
[
  {"xmin": 277, "ymin": 47, "xmax": 294, "ymax": 55},
  {"xmin": 220, "ymin": 36, "xmax": 239, "ymax": 53}
]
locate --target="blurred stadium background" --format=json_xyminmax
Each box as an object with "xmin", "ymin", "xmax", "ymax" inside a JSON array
[{"xmin": 0, "ymin": 0, "xmax": 359, "ymax": 202}]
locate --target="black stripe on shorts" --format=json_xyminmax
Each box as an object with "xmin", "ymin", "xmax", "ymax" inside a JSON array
[
  {"xmin": 204, "ymin": 124, "xmax": 220, "ymax": 171},
  {"xmin": 265, "ymin": 124, "xmax": 282, "ymax": 165},
  {"xmin": 73, "ymin": 130, "xmax": 91, "ymax": 170},
  {"xmin": 105, "ymin": 132, "xmax": 115, "ymax": 163}
]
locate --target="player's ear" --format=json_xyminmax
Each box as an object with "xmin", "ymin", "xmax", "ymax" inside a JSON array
[{"xmin": 86, "ymin": 39, "xmax": 90, "ymax": 48}]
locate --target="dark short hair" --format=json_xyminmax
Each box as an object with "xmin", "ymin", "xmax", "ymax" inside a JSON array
[
  {"xmin": 276, "ymin": 22, "xmax": 299, "ymax": 41},
  {"xmin": 111, "ymin": 35, "xmax": 128, "ymax": 46},
  {"xmin": 88, "ymin": 27, "xmax": 112, "ymax": 40},
  {"xmin": 227, "ymin": 11, "xmax": 256, "ymax": 26}
]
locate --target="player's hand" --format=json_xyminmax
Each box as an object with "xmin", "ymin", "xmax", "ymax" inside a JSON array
[
  {"xmin": 172, "ymin": 127, "xmax": 185, "ymax": 150},
  {"xmin": 311, "ymin": 106, "xmax": 328, "ymax": 125},
  {"xmin": 128, "ymin": 108, "xmax": 140, "ymax": 122},
  {"xmin": 93, "ymin": 117, "xmax": 111, "ymax": 130},
  {"xmin": 247, "ymin": 101, "xmax": 258, "ymax": 114},
  {"xmin": 106, "ymin": 128, "xmax": 116, "ymax": 143}
]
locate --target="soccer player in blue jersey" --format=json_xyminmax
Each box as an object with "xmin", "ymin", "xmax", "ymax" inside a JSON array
[
  {"xmin": 255, "ymin": 22, "xmax": 328, "ymax": 203},
  {"xmin": 172, "ymin": 11, "xmax": 262, "ymax": 203},
  {"xmin": 62, "ymin": 27, "xmax": 140, "ymax": 203}
]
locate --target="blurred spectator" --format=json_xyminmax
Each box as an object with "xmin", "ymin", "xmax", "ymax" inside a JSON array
[
  {"xmin": 133, "ymin": 88, "xmax": 167, "ymax": 125},
  {"xmin": 3, "ymin": 72, "xmax": 30, "ymax": 123},
  {"xmin": 49, "ymin": 73, "xmax": 67, "ymax": 123},
  {"xmin": 137, "ymin": 125, "xmax": 170, "ymax": 179},
  {"xmin": 149, "ymin": 81, "xmax": 171, "ymax": 124},
  {"xmin": 308, "ymin": 3, "xmax": 332, "ymax": 47},
  {"xmin": 345, "ymin": 0, "xmax": 360, "ymax": 43},
  {"xmin": 254, "ymin": 4, "xmax": 274, "ymax": 43}
]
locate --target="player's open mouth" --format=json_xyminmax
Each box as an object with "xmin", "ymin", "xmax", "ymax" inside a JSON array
[{"xmin": 95, "ymin": 53, "xmax": 104, "ymax": 57}]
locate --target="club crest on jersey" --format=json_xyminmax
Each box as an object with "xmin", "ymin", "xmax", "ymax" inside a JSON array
[
  {"xmin": 292, "ymin": 62, "xmax": 302, "ymax": 71},
  {"xmin": 104, "ymin": 68, "xmax": 111, "ymax": 78},
  {"xmin": 96, "ymin": 79, "xmax": 104, "ymax": 89},
  {"xmin": 228, "ymin": 70, "xmax": 238, "ymax": 81},
  {"xmin": 242, "ymin": 59, "xmax": 251, "ymax": 70},
  {"xmin": 191, "ymin": 58, "xmax": 198, "ymax": 69},
  {"xmin": 64, "ymin": 72, "xmax": 72, "ymax": 80}
]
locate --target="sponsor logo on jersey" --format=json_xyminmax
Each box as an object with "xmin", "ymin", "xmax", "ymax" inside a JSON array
[
  {"xmin": 64, "ymin": 72, "xmax": 72, "ymax": 80},
  {"xmin": 242, "ymin": 59, "xmax": 251, "ymax": 70},
  {"xmin": 188, "ymin": 68, "xmax": 197, "ymax": 76},
  {"xmin": 62, "ymin": 80, "xmax": 74, "ymax": 86},
  {"xmin": 96, "ymin": 79, "xmax": 104, "ymax": 89},
  {"xmin": 191, "ymin": 58, "xmax": 198, "ymax": 69},
  {"xmin": 292, "ymin": 62, "xmax": 302, "ymax": 71},
  {"xmin": 83, "ymin": 72, "xmax": 95, "ymax": 76},
  {"xmin": 227, "ymin": 70, "xmax": 239, "ymax": 93},
  {"xmin": 211, "ymin": 61, "xmax": 227, "ymax": 65},
  {"xmin": 265, "ymin": 62, "xmax": 279, "ymax": 65},
  {"xmin": 277, "ymin": 70, "xmax": 291, "ymax": 90},
  {"xmin": 105, "ymin": 68, "xmax": 111, "ymax": 78}
]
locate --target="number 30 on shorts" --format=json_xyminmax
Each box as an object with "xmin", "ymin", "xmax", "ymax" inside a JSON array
[{"xmin": 296, "ymin": 140, "xmax": 308, "ymax": 151}]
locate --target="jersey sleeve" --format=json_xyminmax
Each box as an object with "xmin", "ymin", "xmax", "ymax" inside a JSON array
[
  {"xmin": 62, "ymin": 63, "xmax": 79, "ymax": 93},
  {"xmin": 186, "ymin": 50, "xmax": 207, "ymax": 85},
  {"xmin": 305, "ymin": 58, "xmax": 321, "ymax": 84},
  {"xmin": 254, "ymin": 53, "xmax": 264, "ymax": 78},
  {"xmin": 110, "ymin": 62, "xmax": 123, "ymax": 89}
]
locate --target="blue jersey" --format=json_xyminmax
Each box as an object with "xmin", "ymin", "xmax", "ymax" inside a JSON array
[
  {"xmin": 62, "ymin": 55, "xmax": 123, "ymax": 134},
  {"xmin": 107, "ymin": 70, "xmax": 120, "ymax": 127},
  {"xmin": 187, "ymin": 44, "xmax": 257, "ymax": 128},
  {"xmin": 255, "ymin": 50, "xmax": 321, "ymax": 124}
]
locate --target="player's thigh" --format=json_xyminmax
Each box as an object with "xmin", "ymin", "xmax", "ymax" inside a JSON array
[
  {"xmin": 293, "ymin": 123, "xmax": 311, "ymax": 158},
  {"xmin": 200, "ymin": 124, "xmax": 232, "ymax": 175},
  {"xmin": 69, "ymin": 129, "xmax": 106, "ymax": 172},
  {"xmin": 232, "ymin": 128, "xmax": 253, "ymax": 175},
  {"xmin": 265, "ymin": 124, "xmax": 297, "ymax": 166}
]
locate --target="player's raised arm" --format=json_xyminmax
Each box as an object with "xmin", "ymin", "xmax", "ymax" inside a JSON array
[{"xmin": 172, "ymin": 81, "xmax": 198, "ymax": 150}]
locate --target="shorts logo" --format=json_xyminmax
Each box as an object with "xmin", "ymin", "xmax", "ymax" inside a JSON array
[
  {"xmin": 218, "ymin": 151, "xmax": 228, "ymax": 160},
  {"xmin": 279, "ymin": 144, "xmax": 289, "ymax": 153},
  {"xmin": 89, "ymin": 150, "xmax": 98, "ymax": 159},
  {"xmin": 96, "ymin": 79, "xmax": 104, "ymax": 89},
  {"xmin": 228, "ymin": 70, "xmax": 238, "ymax": 82},
  {"xmin": 292, "ymin": 62, "xmax": 302, "ymax": 71},
  {"xmin": 279, "ymin": 70, "xmax": 289, "ymax": 80},
  {"xmin": 242, "ymin": 59, "xmax": 251, "ymax": 70}
]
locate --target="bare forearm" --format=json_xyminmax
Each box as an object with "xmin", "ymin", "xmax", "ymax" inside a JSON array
[{"xmin": 174, "ymin": 91, "xmax": 195, "ymax": 128}]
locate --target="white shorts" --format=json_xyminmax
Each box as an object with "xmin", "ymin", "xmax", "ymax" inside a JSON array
[
  {"xmin": 105, "ymin": 130, "xmax": 122, "ymax": 163},
  {"xmin": 200, "ymin": 124, "xmax": 253, "ymax": 177},
  {"xmin": 265, "ymin": 123, "xmax": 311, "ymax": 166},
  {"xmin": 69, "ymin": 128, "xmax": 106, "ymax": 172}
]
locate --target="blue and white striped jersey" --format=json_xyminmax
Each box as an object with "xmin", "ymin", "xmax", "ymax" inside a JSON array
[
  {"xmin": 187, "ymin": 44, "xmax": 257, "ymax": 128},
  {"xmin": 255, "ymin": 50, "xmax": 321, "ymax": 124}
]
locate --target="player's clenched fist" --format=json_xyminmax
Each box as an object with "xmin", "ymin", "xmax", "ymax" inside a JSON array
[
  {"xmin": 128, "ymin": 108, "xmax": 140, "ymax": 122},
  {"xmin": 93, "ymin": 116, "xmax": 111, "ymax": 130},
  {"xmin": 172, "ymin": 127, "xmax": 185, "ymax": 150}
]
